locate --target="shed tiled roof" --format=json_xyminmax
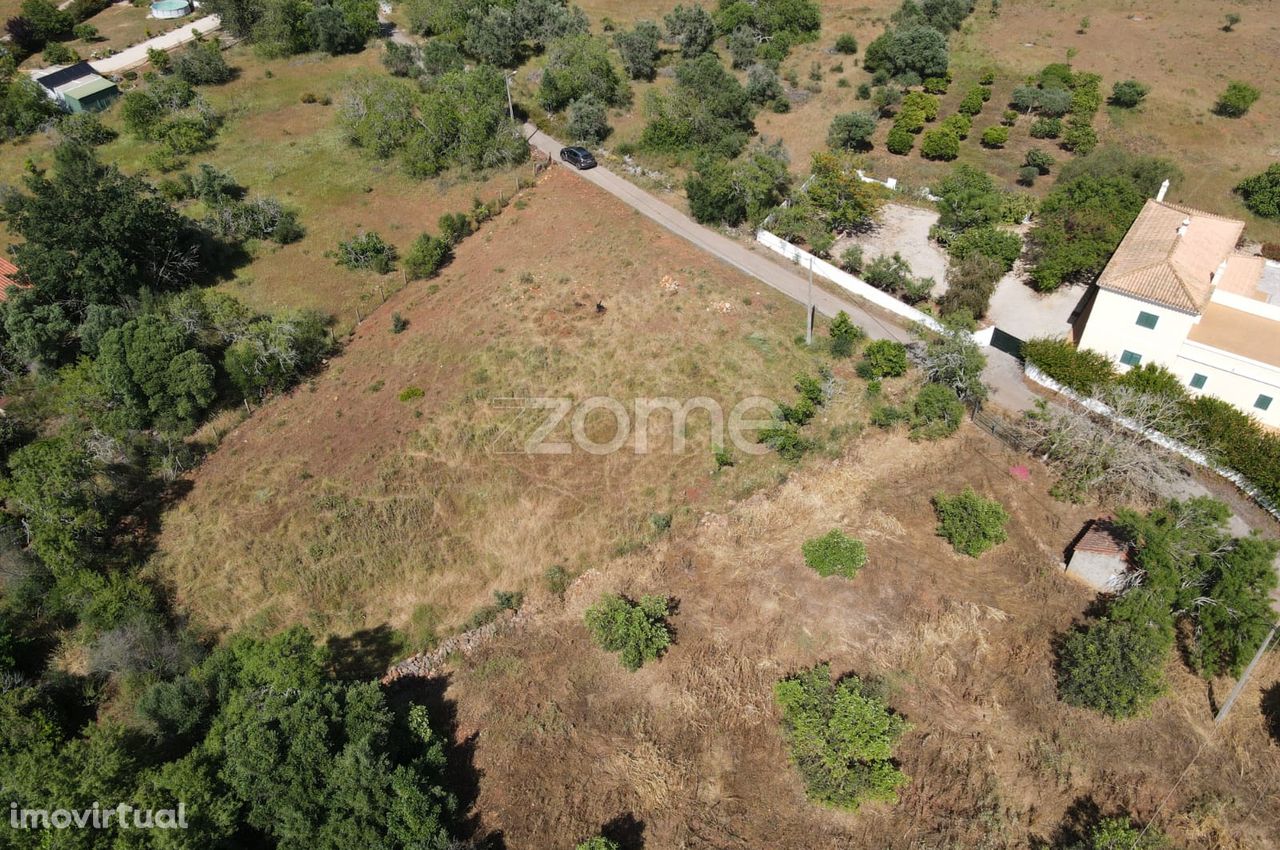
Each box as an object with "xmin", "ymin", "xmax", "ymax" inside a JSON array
[
  {"xmin": 1097, "ymin": 200, "xmax": 1243, "ymax": 313},
  {"xmin": 1073, "ymin": 517, "xmax": 1128, "ymax": 559},
  {"xmin": 0, "ymin": 256, "xmax": 20, "ymax": 301}
]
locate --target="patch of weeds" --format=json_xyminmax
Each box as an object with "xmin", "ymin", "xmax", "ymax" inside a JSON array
[
  {"xmin": 399, "ymin": 386, "xmax": 425, "ymax": 402},
  {"xmin": 366, "ymin": 380, "xmax": 385, "ymax": 393},
  {"xmin": 544, "ymin": 564, "xmax": 570, "ymax": 599}
]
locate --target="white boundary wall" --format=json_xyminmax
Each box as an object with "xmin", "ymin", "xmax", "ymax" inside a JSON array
[
  {"xmin": 755, "ymin": 229, "xmax": 945, "ymax": 334},
  {"xmin": 1024, "ymin": 363, "xmax": 1280, "ymax": 521}
]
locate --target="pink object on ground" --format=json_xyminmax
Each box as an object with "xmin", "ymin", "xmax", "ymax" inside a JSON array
[{"xmin": 1009, "ymin": 465, "xmax": 1030, "ymax": 481}]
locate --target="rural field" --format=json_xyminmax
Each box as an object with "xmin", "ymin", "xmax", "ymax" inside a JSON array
[
  {"xmin": 148, "ymin": 166, "xmax": 867, "ymax": 642},
  {"xmin": 552, "ymin": 0, "xmax": 1280, "ymax": 242},
  {"xmin": 434, "ymin": 428, "xmax": 1280, "ymax": 848}
]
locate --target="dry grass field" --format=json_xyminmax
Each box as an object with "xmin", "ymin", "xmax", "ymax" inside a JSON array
[
  {"xmin": 434, "ymin": 428, "xmax": 1280, "ymax": 849},
  {"xmin": 0, "ymin": 45, "xmax": 528, "ymax": 325},
  {"xmin": 559, "ymin": 0, "xmax": 1279, "ymax": 241},
  {"xmin": 147, "ymin": 167, "xmax": 873, "ymax": 643}
]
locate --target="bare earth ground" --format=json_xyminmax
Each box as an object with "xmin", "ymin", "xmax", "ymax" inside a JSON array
[
  {"xmin": 833, "ymin": 203, "xmax": 950, "ymax": 296},
  {"xmin": 437, "ymin": 429, "xmax": 1280, "ymax": 849},
  {"xmin": 148, "ymin": 167, "xmax": 873, "ymax": 640}
]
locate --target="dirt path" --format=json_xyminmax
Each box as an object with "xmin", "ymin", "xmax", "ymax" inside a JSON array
[{"xmin": 88, "ymin": 13, "xmax": 220, "ymax": 74}]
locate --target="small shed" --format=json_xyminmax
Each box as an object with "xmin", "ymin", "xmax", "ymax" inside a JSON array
[
  {"xmin": 1066, "ymin": 517, "xmax": 1129, "ymax": 591},
  {"xmin": 32, "ymin": 62, "xmax": 119, "ymax": 113},
  {"xmin": 0, "ymin": 257, "xmax": 20, "ymax": 300}
]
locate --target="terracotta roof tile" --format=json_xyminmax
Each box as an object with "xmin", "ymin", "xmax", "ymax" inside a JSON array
[
  {"xmin": 1073, "ymin": 517, "xmax": 1128, "ymax": 558},
  {"xmin": 1097, "ymin": 200, "xmax": 1243, "ymax": 313}
]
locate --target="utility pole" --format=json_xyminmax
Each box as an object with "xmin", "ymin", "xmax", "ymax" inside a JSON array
[
  {"xmin": 1214, "ymin": 622, "xmax": 1278, "ymax": 725},
  {"xmin": 805, "ymin": 256, "xmax": 815, "ymax": 345},
  {"xmin": 504, "ymin": 72, "xmax": 515, "ymax": 121}
]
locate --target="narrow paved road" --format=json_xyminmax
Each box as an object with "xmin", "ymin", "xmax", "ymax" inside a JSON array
[
  {"xmin": 89, "ymin": 15, "xmax": 221, "ymax": 74},
  {"xmin": 524, "ymin": 124, "xmax": 1041, "ymax": 410}
]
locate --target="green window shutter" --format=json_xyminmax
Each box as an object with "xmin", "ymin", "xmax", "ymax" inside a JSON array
[
  {"xmin": 1119, "ymin": 350, "xmax": 1142, "ymax": 367},
  {"xmin": 1189, "ymin": 373, "xmax": 1207, "ymax": 390},
  {"xmin": 1256, "ymin": 395, "xmax": 1273, "ymax": 411},
  {"xmin": 1135, "ymin": 311, "xmax": 1159, "ymax": 329}
]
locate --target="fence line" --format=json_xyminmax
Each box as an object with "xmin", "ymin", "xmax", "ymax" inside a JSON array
[{"xmin": 1023, "ymin": 364, "xmax": 1280, "ymax": 521}]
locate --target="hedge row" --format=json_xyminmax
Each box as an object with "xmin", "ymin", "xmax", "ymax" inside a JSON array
[{"xmin": 1023, "ymin": 337, "xmax": 1280, "ymax": 505}]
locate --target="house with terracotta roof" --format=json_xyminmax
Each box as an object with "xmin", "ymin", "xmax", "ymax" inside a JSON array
[
  {"xmin": 1065, "ymin": 517, "xmax": 1129, "ymax": 591},
  {"xmin": 0, "ymin": 257, "xmax": 21, "ymax": 301},
  {"xmin": 1074, "ymin": 194, "xmax": 1280, "ymax": 428}
]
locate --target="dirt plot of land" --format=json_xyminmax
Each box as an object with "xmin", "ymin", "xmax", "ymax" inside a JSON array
[
  {"xmin": 440, "ymin": 429, "xmax": 1280, "ymax": 849},
  {"xmin": 149, "ymin": 167, "xmax": 869, "ymax": 639}
]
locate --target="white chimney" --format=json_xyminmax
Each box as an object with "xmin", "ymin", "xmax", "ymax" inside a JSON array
[
  {"xmin": 1156, "ymin": 178, "xmax": 1170, "ymax": 202},
  {"xmin": 1176, "ymin": 217, "xmax": 1190, "ymax": 238}
]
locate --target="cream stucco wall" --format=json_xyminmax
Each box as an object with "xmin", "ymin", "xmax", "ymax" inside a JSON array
[{"xmin": 1078, "ymin": 287, "xmax": 1280, "ymax": 428}]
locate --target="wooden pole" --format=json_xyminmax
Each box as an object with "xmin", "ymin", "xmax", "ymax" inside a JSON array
[{"xmin": 1215, "ymin": 623, "xmax": 1278, "ymax": 724}]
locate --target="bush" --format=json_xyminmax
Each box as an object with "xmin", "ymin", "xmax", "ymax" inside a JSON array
[
  {"xmin": 957, "ymin": 85, "xmax": 985, "ymax": 116},
  {"xmin": 1057, "ymin": 589, "xmax": 1174, "ymax": 718},
  {"xmin": 901, "ymin": 90, "xmax": 939, "ymax": 120},
  {"xmin": 827, "ymin": 111, "xmax": 877, "ymax": 150},
  {"xmin": 42, "ymin": 40, "xmax": 77, "ymax": 64},
  {"xmin": 1024, "ymin": 148, "xmax": 1054, "ymax": 174},
  {"xmin": 1001, "ymin": 108, "xmax": 1017, "ymax": 126},
  {"xmin": 614, "ymin": 20, "xmax": 661, "ymax": 80},
  {"xmin": 838, "ymin": 245, "xmax": 864, "ymax": 274},
  {"xmin": 1029, "ymin": 116, "xmax": 1061, "ymax": 138},
  {"xmin": 940, "ymin": 112, "xmax": 970, "ymax": 139},
  {"xmin": 336, "ymin": 231, "xmax": 396, "ymax": 273},
  {"xmin": 1234, "ymin": 164, "xmax": 1280, "ymax": 219},
  {"xmin": 566, "ymin": 94, "xmax": 610, "ymax": 144},
  {"xmin": 857, "ymin": 339, "xmax": 908, "ymax": 379},
  {"xmin": 1022, "ymin": 336, "xmax": 1117, "ymax": 394},
  {"xmin": 939, "ymin": 253, "xmax": 1001, "ymax": 319},
  {"xmin": 774, "ymin": 664, "xmax": 909, "ymax": 810},
  {"xmin": 1016, "ymin": 165, "xmax": 1038, "ymax": 186},
  {"xmin": 828, "ymin": 309, "xmax": 864, "ymax": 357},
  {"xmin": 1214, "ymin": 81, "xmax": 1260, "ymax": 117},
  {"xmin": 584, "ymin": 592, "xmax": 673, "ymax": 671},
  {"xmin": 576, "ymin": 839, "xmax": 620, "ymax": 850},
  {"xmin": 403, "ymin": 233, "xmax": 452, "ymax": 279},
  {"xmin": 391, "ymin": 312, "xmax": 408, "ymax": 333},
  {"xmin": 885, "ymin": 124, "xmax": 914, "ymax": 155},
  {"xmin": 947, "ymin": 225, "xmax": 1022, "ymax": 270},
  {"xmin": 910, "ymin": 383, "xmax": 963, "ymax": 440},
  {"xmin": 1109, "ymin": 79, "xmax": 1149, "ymax": 108},
  {"xmin": 932, "ymin": 487, "xmax": 1008, "ymax": 557},
  {"xmin": 979, "ymin": 125, "xmax": 1008, "ymax": 148},
  {"xmin": 802, "ymin": 529, "xmax": 867, "ymax": 578},
  {"xmin": 919, "ymin": 127, "xmax": 958, "ymax": 160},
  {"xmin": 893, "ymin": 107, "xmax": 925, "ymax": 134},
  {"xmin": 1060, "ymin": 119, "xmax": 1098, "ymax": 154},
  {"xmin": 834, "ymin": 33, "xmax": 857, "ymax": 54},
  {"xmin": 174, "ymin": 39, "xmax": 233, "ymax": 85},
  {"xmin": 922, "ymin": 76, "xmax": 948, "ymax": 94},
  {"xmin": 72, "ymin": 21, "xmax": 97, "ymax": 39}
]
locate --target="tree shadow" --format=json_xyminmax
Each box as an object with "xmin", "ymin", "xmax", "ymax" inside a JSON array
[
  {"xmin": 1048, "ymin": 796, "xmax": 1103, "ymax": 847},
  {"xmin": 326, "ymin": 624, "xmax": 404, "ymax": 680},
  {"xmin": 385, "ymin": 674, "xmax": 501, "ymax": 847},
  {"xmin": 601, "ymin": 812, "xmax": 646, "ymax": 849},
  {"xmin": 1262, "ymin": 682, "xmax": 1280, "ymax": 744}
]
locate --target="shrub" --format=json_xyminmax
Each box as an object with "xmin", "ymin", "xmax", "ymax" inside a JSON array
[
  {"xmin": 614, "ymin": 20, "xmax": 661, "ymax": 80},
  {"xmin": 174, "ymin": 39, "xmax": 234, "ymax": 85},
  {"xmin": 940, "ymin": 253, "xmax": 1001, "ymax": 319},
  {"xmin": 336, "ymin": 231, "xmax": 396, "ymax": 273},
  {"xmin": 919, "ymin": 127, "xmax": 959, "ymax": 160},
  {"xmin": 1016, "ymin": 166, "xmax": 1037, "ymax": 186},
  {"xmin": 947, "ymin": 225, "xmax": 1021, "ymax": 270},
  {"xmin": 857, "ymin": 339, "xmax": 908, "ymax": 379},
  {"xmin": 390, "ymin": 312, "xmax": 408, "ymax": 333},
  {"xmin": 828, "ymin": 111, "xmax": 877, "ymax": 150},
  {"xmin": 1060, "ymin": 119, "xmax": 1098, "ymax": 154},
  {"xmin": 72, "ymin": 21, "xmax": 97, "ymax": 39},
  {"xmin": 1056, "ymin": 589, "xmax": 1174, "ymax": 718},
  {"xmin": 957, "ymin": 85, "xmax": 985, "ymax": 116},
  {"xmin": 1234, "ymin": 164, "xmax": 1280, "ymax": 219},
  {"xmin": 567, "ymin": 94, "xmax": 610, "ymax": 144},
  {"xmin": 922, "ymin": 76, "xmax": 947, "ymax": 94},
  {"xmin": 828, "ymin": 309, "xmax": 864, "ymax": 357},
  {"xmin": 932, "ymin": 487, "xmax": 1008, "ymax": 557},
  {"xmin": 398, "ymin": 385, "xmax": 424, "ymax": 402},
  {"xmin": 940, "ymin": 112, "xmax": 970, "ymax": 139},
  {"xmin": 438, "ymin": 211, "xmax": 473, "ymax": 245},
  {"xmin": 978, "ymin": 125, "xmax": 1007, "ymax": 148},
  {"xmin": 802, "ymin": 529, "xmax": 867, "ymax": 578},
  {"xmin": 893, "ymin": 107, "xmax": 925, "ymax": 134},
  {"xmin": 42, "ymin": 40, "xmax": 77, "ymax": 63},
  {"xmin": 584, "ymin": 592, "xmax": 673, "ymax": 671},
  {"xmin": 856, "ymin": 82, "xmax": 872, "ymax": 99},
  {"xmin": 838, "ymin": 245, "xmax": 864, "ymax": 274},
  {"xmin": 1024, "ymin": 148, "xmax": 1054, "ymax": 174},
  {"xmin": 146, "ymin": 46, "xmax": 171, "ymax": 72},
  {"xmin": 1037, "ymin": 86, "xmax": 1073, "ymax": 117},
  {"xmin": 910, "ymin": 383, "xmax": 963, "ymax": 441},
  {"xmin": 1021, "ymin": 336, "xmax": 1117, "ymax": 394},
  {"xmin": 901, "ymin": 90, "xmax": 939, "ymax": 120},
  {"xmin": 1029, "ymin": 116, "xmax": 1061, "ymax": 138},
  {"xmin": 1109, "ymin": 79, "xmax": 1149, "ymax": 108},
  {"xmin": 1001, "ymin": 108, "xmax": 1018, "ymax": 126},
  {"xmin": 757, "ymin": 423, "xmax": 814, "ymax": 460},
  {"xmin": 834, "ymin": 33, "xmax": 857, "ymax": 54},
  {"xmin": 885, "ymin": 125, "xmax": 914, "ymax": 155},
  {"xmin": 1214, "ymin": 81, "xmax": 1259, "ymax": 117},
  {"xmin": 774, "ymin": 664, "xmax": 909, "ymax": 810},
  {"xmin": 576, "ymin": 839, "xmax": 620, "ymax": 850},
  {"xmin": 403, "ymin": 233, "xmax": 452, "ymax": 279}
]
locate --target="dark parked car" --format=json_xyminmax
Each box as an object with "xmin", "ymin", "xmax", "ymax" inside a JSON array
[{"xmin": 559, "ymin": 146, "xmax": 597, "ymax": 170}]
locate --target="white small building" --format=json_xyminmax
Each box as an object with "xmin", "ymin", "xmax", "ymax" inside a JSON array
[
  {"xmin": 1065, "ymin": 517, "xmax": 1129, "ymax": 591},
  {"xmin": 1075, "ymin": 197, "xmax": 1280, "ymax": 428}
]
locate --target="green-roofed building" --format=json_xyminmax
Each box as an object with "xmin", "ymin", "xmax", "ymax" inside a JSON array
[{"xmin": 61, "ymin": 76, "xmax": 119, "ymax": 113}]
